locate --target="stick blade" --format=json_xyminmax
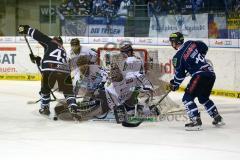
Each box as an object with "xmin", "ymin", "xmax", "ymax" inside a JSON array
[
  {"xmin": 27, "ymin": 100, "xmax": 38, "ymax": 104},
  {"xmin": 122, "ymin": 120, "xmax": 143, "ymax": 127}
]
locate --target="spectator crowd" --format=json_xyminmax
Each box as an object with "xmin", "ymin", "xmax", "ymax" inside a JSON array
[{"xmin": 58, "ymin": 0, "xmax": 133, "ymax": 17}]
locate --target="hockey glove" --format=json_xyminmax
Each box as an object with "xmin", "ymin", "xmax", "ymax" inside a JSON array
[
  {"xmin": 18, "ymin": 25, "xmax": 30, "ymax": 34},
  {"xmin": 29, "ymin": 54, "xmax": 41, "ymax": 66},
  {"xmin": 169, "ymin": 79, "xmax": 179, "ymax": 91},
  {"xmin": 35, "ymin": 56, "xmax": 41, "ymax": 66}
]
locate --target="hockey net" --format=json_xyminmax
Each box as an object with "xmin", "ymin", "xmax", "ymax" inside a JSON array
[
  {"xmin": 97, "ymin": 47, "xmax": 148, "ymax": 72},
  {"xmin": 97, "ymin": 47, "xmax": 181, "ymax": 114}
]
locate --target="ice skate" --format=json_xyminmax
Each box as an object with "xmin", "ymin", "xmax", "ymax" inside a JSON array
[
  {"xmin": 185, "ymin": 116, "xmax": 203, "ymax": 131},
  {"xmin": 212, "ymin": 114, "xmax": 225, "ymax": 126},
  {"xmin": 39, "ymin": 106, "xmax": 50, "ymax": 116}
]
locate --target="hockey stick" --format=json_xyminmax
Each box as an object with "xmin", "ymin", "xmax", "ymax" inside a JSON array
[
  {"xmin": 155, "ymin": 90, "xmax": 171, "ymax": 107},
  {"xmin": 27, "ymin": 88, "xmax": 59, "ymax": 104},
  {"xmin": 24, "ymin": 35, "xmax": 43, "ymax": 74},
  {"xmin": 24, "ymin": 35, "xmax": 57, "ymax": 102},
  {"xmin": 122, "ymin": 120, "xmax": 143, "ymax": 127},
  {"xmin": 27, "ymin": 94, "xmax": 83, "ymax": 105}
]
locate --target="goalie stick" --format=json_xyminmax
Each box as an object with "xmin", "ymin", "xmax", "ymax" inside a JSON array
[{"xmin": 122, "ymin": 120, "xmax": 143, "ymax": 127}]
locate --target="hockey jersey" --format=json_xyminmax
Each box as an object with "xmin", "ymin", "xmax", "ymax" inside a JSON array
[
  {"xmin": 122, "ymin": 56, "xmax": 144, "ymax": 75},
  {"xmin": 27, "ymin": 28, "xmax": 69, "ymax": 73},
  {"xmin": 67, "ymin": 46, "xmax": 97, "ymax": 69},
  {"xmin": 172, "ymin": 40, "xmax": 214, "ymax": 85},
  {"xmin": 75, "ymin": 65, "xmax": 107, "ymax": 93},
  {"xmin": 67, "ymin": 46, "xmax": 97, "ymax": 85},
  {"xmin": 105, "ymin": 72, "xmax": 153, "ymax": 109}
]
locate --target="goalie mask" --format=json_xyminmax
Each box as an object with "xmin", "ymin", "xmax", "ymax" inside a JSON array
[{"xmin": 110, "ymin": 63, "xmax": 123, "ymax": 82}]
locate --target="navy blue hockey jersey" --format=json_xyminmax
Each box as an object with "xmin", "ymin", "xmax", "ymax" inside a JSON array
[
  {"xmin": 172, "ymin": 40, "xmax": 214, "ymax": 85},
  {"xmin": 27, "ymin": 28, "xmax": 70, "ymax": 73}
]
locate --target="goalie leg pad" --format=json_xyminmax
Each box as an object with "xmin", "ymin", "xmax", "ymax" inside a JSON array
[
  {"xmin": 54, "ymin": 101, "xmax": 74, "ymax": 120},
  {"xmin": 114, "ymin": 105, "xmax": 126, "ymax": 124},
  {"xmin": 54, "ymin": 100, "xmax": 104, "ymax": 121}
]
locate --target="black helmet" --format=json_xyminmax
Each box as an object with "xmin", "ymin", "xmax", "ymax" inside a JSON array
[
  {"xmin": 70, "ymin": 38, "xmax": 80, "ymax": 46},
  {"xmin": 169, "ymin": 32, "xmax": 184, "ymax": 45},
  {"xmin": 53, "ymin": 36, "xmax": 63, "ymax": 45},
  {"xmin": 120, "ymin": 44, "xmax": 133, "ymax": 53}
]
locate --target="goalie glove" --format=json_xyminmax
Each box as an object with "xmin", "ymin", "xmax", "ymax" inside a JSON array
[
  {"xmin": 169, "ymin": 79, "xmax": 179, "ymax": 91},
  {"xmin": 18, "ymin": 25, "xmax": 30, "ymax": 34}
]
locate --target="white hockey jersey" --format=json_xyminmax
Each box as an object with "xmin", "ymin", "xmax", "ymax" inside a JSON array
[
  {"xmin": 67, "ymin": 46, "xmax": 97, "ymax": 85},
  {"xmin": 105, "ymin": 72, "xmax": 152, "ymax": 110},
  {"xmin": 121, "ymin": 56, "xmax": 144, "ymax": 75},
  {"xmin": 76, "ymin": 65, "xmax": 108, "ymax": 94}
]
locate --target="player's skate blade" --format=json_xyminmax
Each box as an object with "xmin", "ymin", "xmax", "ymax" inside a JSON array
[
  {"xmin": 185, "ymin": 117, "xmax": 203, "ymax": 131},
  {"xmin": 185, "ymin": 125, "xmax": 203, "ymax": 131}
]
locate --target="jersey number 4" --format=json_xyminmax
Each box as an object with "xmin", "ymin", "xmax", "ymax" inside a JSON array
[
  {"xmin": 195, "ymin": 53, "xmax": 204, "ymax": 64},
  {"xmin": 49, "ymin": 49, "xmax": 66, "ymax": 63}
]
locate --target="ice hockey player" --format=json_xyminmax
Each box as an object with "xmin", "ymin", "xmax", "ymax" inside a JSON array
[
  {"xmin": 105, "ymin": 63, "xmax": 158, "ymax": 124},
  {"xmin": 168, "ymin": 32, "xmax": 225, "ymax": 131},
  {"xmin": 120, "ymin": 44, "xmax": 145, "ymax": 74},
  {"xmin": 72, "ymin": 55, "xmax": 108, "ymax": 99},
  {"xmin": 18, "ymin": 25, "xmax": 78, "ymax": 116},
  {"xmin": 118, "ymin": 44, "xmax": 155, "ymax": 117},
  {"xmin": 67, "ymin": 38, "xmax": 97, "ymax": 88}
]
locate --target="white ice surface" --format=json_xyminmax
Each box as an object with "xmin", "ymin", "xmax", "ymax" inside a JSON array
[{"xmin": 0, "ymin": 80, "xmax": 240, "ymax": 160}]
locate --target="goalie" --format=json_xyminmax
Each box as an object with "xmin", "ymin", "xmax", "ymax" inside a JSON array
[{"xmin": 105, "ymin": 63, "xmax": 158, "ymax": 123}]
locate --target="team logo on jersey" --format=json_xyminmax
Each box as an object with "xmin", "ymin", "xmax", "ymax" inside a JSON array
[{"xmin": 172, "ymin": 58, "xmax": 177, "ymax": 68}]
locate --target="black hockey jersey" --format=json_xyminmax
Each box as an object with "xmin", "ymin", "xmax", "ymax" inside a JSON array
[
  {"xmin": 172, "ymin": 40, "xmax": 214, "ymax": 85},
  {"xmin": 27, "ymin": 28, "xmax": 70, "ymax": 73}
]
